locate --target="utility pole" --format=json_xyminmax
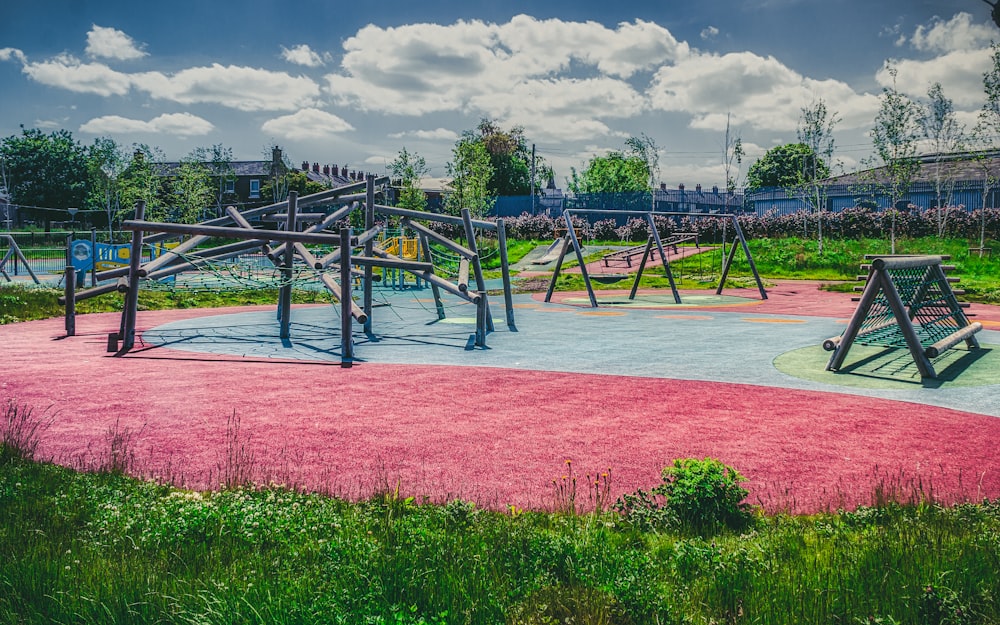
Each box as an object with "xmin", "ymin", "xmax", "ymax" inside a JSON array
[{"xmin": 530, "ymin": 143, "xmax": 537, "ymax": 214}]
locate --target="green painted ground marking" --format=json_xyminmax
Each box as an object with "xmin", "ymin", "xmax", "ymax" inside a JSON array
[{"xmin": 774, "ymin": 343, "xmax": 1000, "ymax": 389}]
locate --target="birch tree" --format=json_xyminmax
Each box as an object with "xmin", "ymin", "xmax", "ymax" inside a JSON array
[
  {"xmin": 797, "ymin": 99, "xmax": 838, "ymax": 254},
  {"xmin": 871, "ymin": 64, "xmax": 921, "ymax": 254},
  {"xmin": 920, "ymin": 82, "xmax": 965, "ymax": 236}
]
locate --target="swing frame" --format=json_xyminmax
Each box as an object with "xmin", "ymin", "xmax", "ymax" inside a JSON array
[{"xmin": 544, "ymin": 208, "xmax": 767, "ymax": 307}]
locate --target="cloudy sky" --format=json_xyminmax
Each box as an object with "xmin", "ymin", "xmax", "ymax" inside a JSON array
[{"xmin": 1, "ymin": 0, "xmax": 998, "ymax": 191}]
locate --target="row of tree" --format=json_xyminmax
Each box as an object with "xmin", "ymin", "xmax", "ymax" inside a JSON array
[{"xmin": 746, "ymin": 43, "xmax": 1000, "ymax": 253}]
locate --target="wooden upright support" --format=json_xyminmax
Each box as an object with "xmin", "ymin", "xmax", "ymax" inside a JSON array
[
  {"xmin": 496, "ymin": 218, "xmax": 516, "ymax": 330},
  {"xmin": 278, "ymin": 191, "xmax": 297, "ymax": 339},
  {"xmin": 363, "ymin": 175, "xmax": 375, "ymax": 335},
  {"xmin": 64, "ymin": 266, "xmax": 76, "ymax": 337},
  {"xmin": 119, "ymin": 200, "xmax": 146, "ymax": 354},
  {"xmin": 340, "ymin": 226, "xmax": 354, "ymax": 365},
  {"xmin": 461, "ymin": 208, "xmax": 493, "ymax": 332}
]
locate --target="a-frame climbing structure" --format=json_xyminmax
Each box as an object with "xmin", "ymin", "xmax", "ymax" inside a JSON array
[{"xmin": 823, "ymin": 255, "xmax": 982, "ymax": 378}]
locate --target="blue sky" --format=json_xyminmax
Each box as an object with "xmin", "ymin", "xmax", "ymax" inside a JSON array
[{"xmin": 1, "ymin": 0, "xmax": 997, "ymax": 191}]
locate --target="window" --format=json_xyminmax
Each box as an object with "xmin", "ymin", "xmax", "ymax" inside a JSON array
[
  {"xmin": 249, "ymin": 179, "xmax": 260, "ymax": 199},
  {"xmin": 225, "ymin": 179, "xmax": 235, "ymax": 194}
]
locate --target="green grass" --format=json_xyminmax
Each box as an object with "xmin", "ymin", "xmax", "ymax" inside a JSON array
[
  {"xmin": 0, "ymin": 285, "xmax": 333, "ymax": 325},
  {"xmin": 2, "ymin": 448, "xmax": 999, "ymax": 624}
]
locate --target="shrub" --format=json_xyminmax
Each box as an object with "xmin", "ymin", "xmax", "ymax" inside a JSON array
[
  {"xmin": 654, "ymin": 458, "xmax": 750, "ymax": 531},
  {"xmin": 614, "ymin": 458, "xmax": 751, "ymax": 533},
  {"xmin": 591, "ymin": 219, "xmax": 619, "ymax": 241}
]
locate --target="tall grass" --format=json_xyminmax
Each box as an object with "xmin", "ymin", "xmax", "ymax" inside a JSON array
[{"xmin": 2, "ymin": 449, "xmax": 998, "ymax": 624}]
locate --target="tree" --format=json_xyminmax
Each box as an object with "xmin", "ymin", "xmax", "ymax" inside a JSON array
[
  {"xmin": 171, "ymin": 153, "xmax": 214, "ymax": 224},
  {"xmin": 118, "ymin": 144, "xmax": 168, "ymax": 222},
  {"xmin": 446, "ymin": 138, "xmax": 494, "ymax": 218},
  {"xmin": 567, "ymin": 135, "xmax": 657, "ymax": 201},
  {"xmin": 920, "ymin": 83, "xmax": 965, "ymax": 236},
  {"xmin": 870, "ymin": 63, "xmax": 922, "ymax": 253},
  {"xmin": 389, "ymin": 147, "xmax": 429, "ymax": 212},
  {"xmin": 797, "ymin": 99, "xmax": 839, "ymax": 253},
  {"xmin": 86, "ymin": 136, "xmax": 128, "ymax": 239},
  {"xmin": 746, "ymin": 143, "xmax": 829, "ymax": 191},
  {"xmin": 722, "ymin": 113, "xmax": 744, "ymax": 213},
  {"xmin": 973, "ymin": 42, "xmax": 1000, "ymax": 253},
  {"xmin": 985, "ymin": 0, "xmax": 1000, "ymax": 29},
  {"xmin": 0, "ymin": 126, "xmax": 89, "ymax": 227},
  {"xmin": 470, "ymin": 118, "xmax": 534, "ymax": 197},
  {"xmin": 260, "ymin": 169, "xmax": 327, "ymax": 207},
  {"xmin": 190, "ymin": 143, "xmax": 236, "ymax": 217}
]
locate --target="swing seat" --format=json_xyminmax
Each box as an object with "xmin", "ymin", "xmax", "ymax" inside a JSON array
[{"xmin": 591, "ymin": 274, "xmax": 628, "ymax": 284}]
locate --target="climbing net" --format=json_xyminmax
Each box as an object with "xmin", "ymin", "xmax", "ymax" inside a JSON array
[
  {"xmin": 856, "ymin": 264, "xmax": 967, "ymax": 349},
  {"xmin": 139, "ymin": 248, "xmax": 329, "ymax": 293}
]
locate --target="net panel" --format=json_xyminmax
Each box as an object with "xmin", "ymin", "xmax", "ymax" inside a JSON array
[{"xmin": 857, "ymin": 264, "xmax": 965, "ymax": 349}]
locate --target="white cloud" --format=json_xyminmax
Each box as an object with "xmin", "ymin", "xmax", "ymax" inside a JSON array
[
  {"xmin": 877, "ymin": 48, "xmax": 993, "ymax": 108},
  {"xmin": 0, "ymin": 47, "xmax": 27, "ymax": 64},
  {"xmin": 22, "ymin": 53, "xmax": 132, "ymax": 96},
  {"xmin": 79, "ymin": 112, "xmax": 214, "ymax": 137},
  {"xmin": 261, "ymin": 108, "xmax": 354, "ymax": 140},
  {"xmin": 388, "ymin": 128, "xmax": 459, "ymax": 141},
  {"xmin": 85, "ymin": 25, "xmax": 147, "ymax": 60},
  {"xmin": 908, "ymin": 12, "xmax": 995, "ymax": 54},
  {"xmin": 132, "ymin": 64, "xmax": 321, "ymax": 111},
  {"xmin": 34, "ymin": 118, "xmax": 66, "ymax": 129},
  {"xmin": 324, "ymin": 14, "xmax": 688, "ymax": 131},
  {"xmin": 648, "ymin": 50, "xmax": 879, "ymax": 133},
  {"xmin": 701, "ymin": 26, "xmax": 719, "ymax": 40},
  {"xmin": 281, "ymin": 44, "xmax": 325, "ymax": 67}
]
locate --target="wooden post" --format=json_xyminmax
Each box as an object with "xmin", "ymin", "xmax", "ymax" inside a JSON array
[
  {"xmin": 496, "ymin": 218, "xmax": 516, "ymax": 330},
  {"xmin": 119, "ymin": 200, "xmax": 146, "ymax": 354},
  {"xmin": 544, "ymin": 236, "xmax": 572, "ymax": 303},
  {"xmin": 457, "ymin": 258, "xmax": 470, "ymax": 292},
  {"xmin": 340, "ymin": 227, "xmax": 354, "ymax": 365},
  {"xmin": 564, "ymin": 210, "xmax": 597, "ymax": 307},
  {"xmin": 461, "ymin": 208, "xmax": 493, "ymax": 332},
  {"xmin": 279, "ymin": 191, "xmax": 297, "ymax": 339},
  {"xmin": 364, "ymin": 175, "xmax": 375, "ymax": 334},
  {"xmin": 64, "ymin": 266, "xmax": 75, "ymax": 337},
  {"xmin": 419, "ymin": 233, "xmax": 446, "ymax": 320},
  {"xmin": 90, "ymin": 228, "xmax": 97, "ymax": 286},
  {"xmin": 629, "ymin": 237, "xmax": 655, "ymax": 300},
  {"xmin": 475, "ymin": 290, "xmax": 487, "ymax": 347},
  {"xmin": 646, "ymin": 212, "xmax": 680, "ymax": 304}
]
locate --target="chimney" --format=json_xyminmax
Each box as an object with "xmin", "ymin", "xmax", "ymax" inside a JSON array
[
  {"xmin": 312, "ymin": 162, "xmax": 320, "ymax": 173},
  {"xmin": 301, "ymin": 161, "xmax": 309, "ymax": 171},
  {"xmin": 696, "ymin": 184, "xmax": 702, "ymax": 193},
  {"xmin": 323, "ymin": 165, "xmax": 330, "ymax": 176},
  {"xmin": 712, "ymin": 185, "xmax": 719, "ymax": 194},
  {"xmin": 659, "ymin": 183, "xmax": 666, "ymax": 191},
  {"xmin": 678, "ymin": 183, "xmax": 685, "ymax": 191},
  {"xmin": 341, "ymin": 166, "xmax": 348, "ymax": 177},
  {"xmin": 271, "ymin": 146, "xmax": 282, "ymax": 166}
]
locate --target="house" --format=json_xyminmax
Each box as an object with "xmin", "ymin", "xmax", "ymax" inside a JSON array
[
  {"xmin": 156, "ymin": 148, "xmax": 381, "ymax": 214},
  {"xmin": 746, "ymin": 150, "xmax": 1000, "ymax": 216},
  {"xmin": 654, "ymin": 183, "xmax": 744, "ymax": 214}
]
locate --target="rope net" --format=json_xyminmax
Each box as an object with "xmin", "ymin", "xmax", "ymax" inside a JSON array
[
  {"xmin": 140, "ymin": 249, "xmax": 329, "ymax": 293},
  {"xmin": 857, "ymin": 264, "xmax": 965, "ymax": 348}
]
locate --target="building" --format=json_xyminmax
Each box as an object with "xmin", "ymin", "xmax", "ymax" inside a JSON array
[
  {"xmin": 746, "ymin": 150, "xmax": 1000, "ymax": 216},
  {"xmin": 654, "ymin": 183, "xmax": 744, "ymax": 214}
]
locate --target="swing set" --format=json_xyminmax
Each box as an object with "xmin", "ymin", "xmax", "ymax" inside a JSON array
[{"xmin": 544, "ymin": 208, "xmax": 767, "ymax": 307}]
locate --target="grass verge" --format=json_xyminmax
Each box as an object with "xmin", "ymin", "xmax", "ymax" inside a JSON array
[{"xmin": 2, "ymin": 447, "xmax": 999, "ymax": 624}]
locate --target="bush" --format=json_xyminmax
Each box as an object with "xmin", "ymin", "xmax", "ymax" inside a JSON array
[
  {"xmin": 614, "ymin": 458, "xmax": 751, "ymax": 533},
  {"xmin": 655, "ymin": 458, "xmax": 750, "ymax": 531}
]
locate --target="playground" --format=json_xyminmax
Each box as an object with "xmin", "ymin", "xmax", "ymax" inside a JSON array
[
  {"xmin": 4, "ymin": 179, "xmax": 1000, "ymax": 512},
  {"xmin": 3, "ymin": 272, "xmax": 999, "ymax": 513}
]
